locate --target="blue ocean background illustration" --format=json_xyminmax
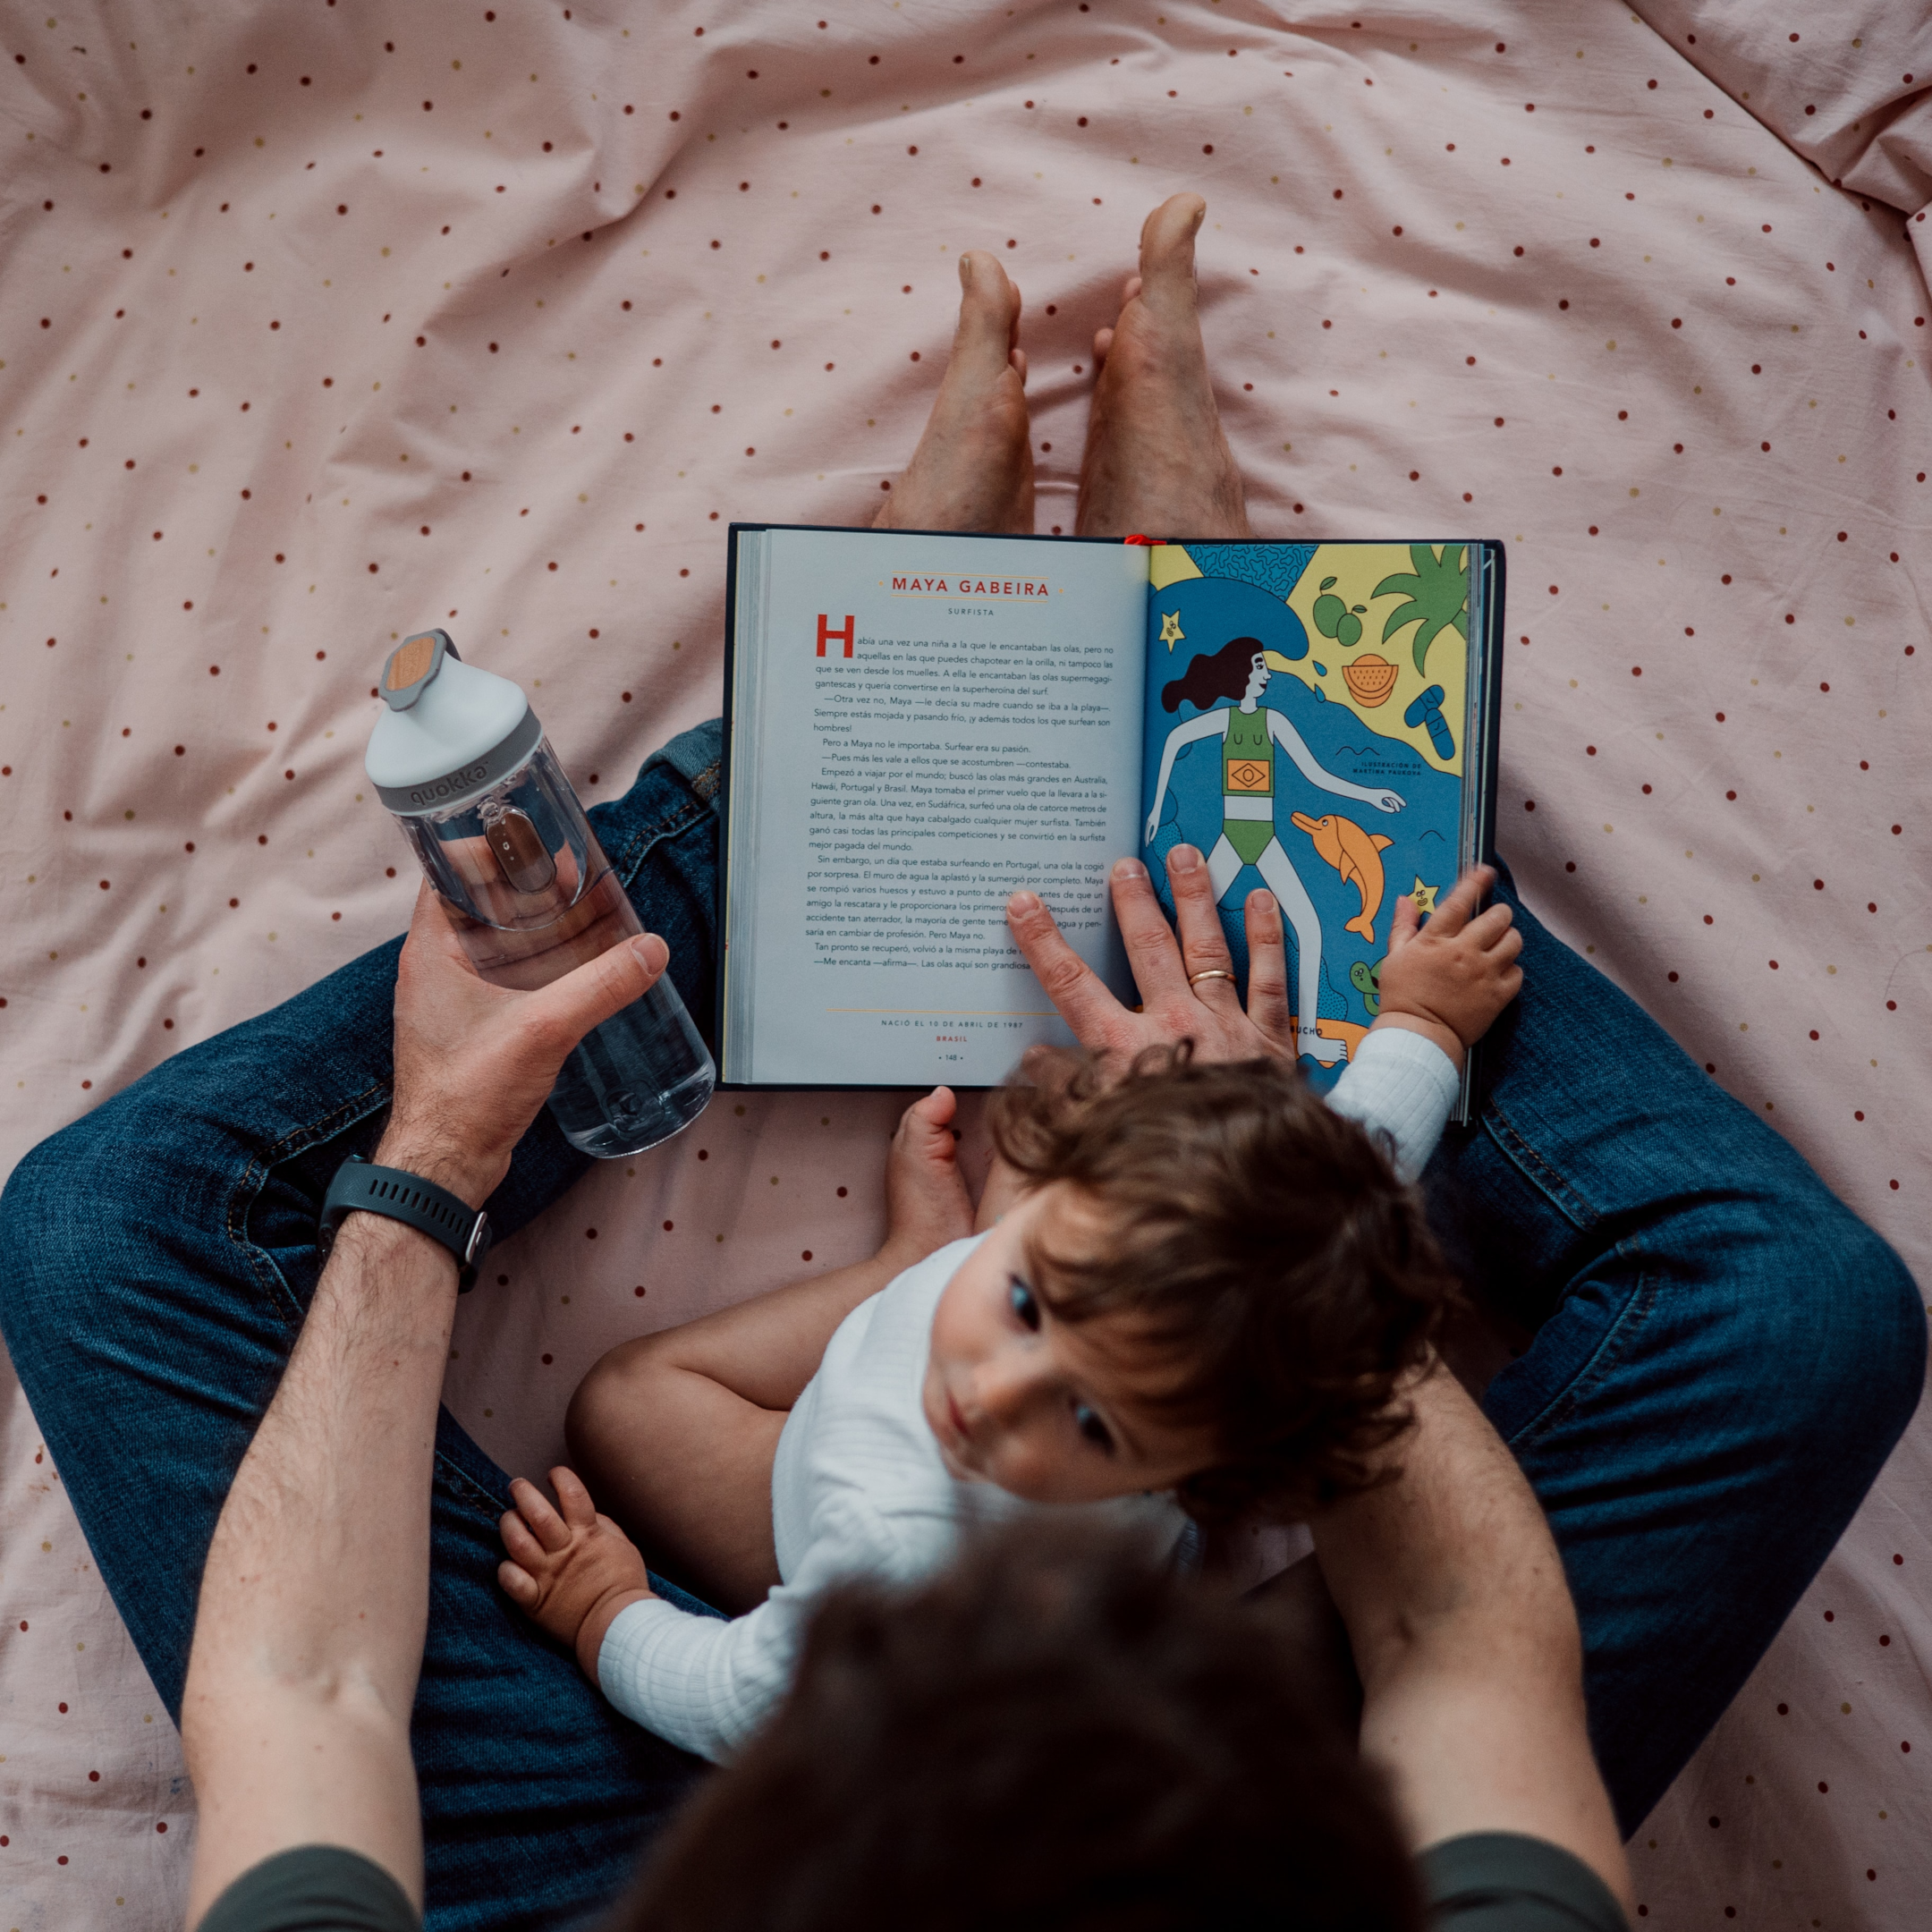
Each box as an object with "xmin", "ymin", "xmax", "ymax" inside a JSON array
[{"xmin": 1140, "ymin": 570, "xmax": 1462, "ymax": 1095}]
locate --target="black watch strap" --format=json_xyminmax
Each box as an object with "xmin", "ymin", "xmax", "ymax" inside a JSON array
[{"xmin": 318, "ymin": 1156, "xmax": 493, "ymax": 1291}]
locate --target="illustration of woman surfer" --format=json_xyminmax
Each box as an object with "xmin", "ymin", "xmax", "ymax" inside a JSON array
[{"xmin": 1146, "ymin": 635, "xmax": 1403, "ymax": 1064}]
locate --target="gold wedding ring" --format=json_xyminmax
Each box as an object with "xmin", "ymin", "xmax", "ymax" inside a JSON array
[{"xmin": 1188, "ymin": 969, "xmax": 1237, "ymax": 987}]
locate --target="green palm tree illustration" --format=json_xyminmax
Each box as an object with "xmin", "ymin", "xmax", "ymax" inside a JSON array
[{"xmin": 1372, "ymin": 544, "xmax": 1469, "ymax": 676}]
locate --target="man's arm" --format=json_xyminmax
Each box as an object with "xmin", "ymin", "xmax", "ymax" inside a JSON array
[
  {"xmin": 181, "ymin": 887, "xmax": 669, "ymax": 1927},
  {"xmin": 1309, "ymin": 1365, "xmax": 1632, "ymax": 1910}
]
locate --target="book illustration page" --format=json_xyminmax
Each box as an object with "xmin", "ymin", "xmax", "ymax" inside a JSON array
[
  {"xmin": 1141, "ymin": 541, "xmax": 1469, "ymax": 1095},
  {"xmin": 733, "ymin": 529, "xmax": 1148, "ymax": 1086}
]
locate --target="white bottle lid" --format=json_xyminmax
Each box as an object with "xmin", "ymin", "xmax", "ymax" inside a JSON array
[{"xmin": 365, "ymin": 631, "xmax": 542, "ymax": 815}]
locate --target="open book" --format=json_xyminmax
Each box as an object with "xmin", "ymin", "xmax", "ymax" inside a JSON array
[{"xmin": 721, "ymin": 526, "xmax": 1504, "ymax": 1113}]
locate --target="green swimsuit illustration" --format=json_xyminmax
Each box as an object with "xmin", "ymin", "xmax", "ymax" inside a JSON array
[{"xmin": 1146, "ymin": 640, "xmax": 1404, "ymax": 1064}]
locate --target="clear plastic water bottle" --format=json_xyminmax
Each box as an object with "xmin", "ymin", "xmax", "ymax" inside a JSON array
[{"xmin": 365, "ymin": 628, "xmax": 715, "ymax": 1157}]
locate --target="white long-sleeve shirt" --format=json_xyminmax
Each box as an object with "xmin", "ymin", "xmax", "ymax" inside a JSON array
[{"xmin": 599, "ymin": 1027, "xmax": 1460, "ymax": 1761}]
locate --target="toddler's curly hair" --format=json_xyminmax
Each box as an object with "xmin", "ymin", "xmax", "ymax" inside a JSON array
[{"xmin": 988, "ymin": 1046, "xmax": 1458, "ymax": 1521}]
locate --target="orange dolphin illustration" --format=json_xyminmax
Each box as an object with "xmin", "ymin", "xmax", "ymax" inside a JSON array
[{"xmin": 1290, "ymin": 811, "xmax": 1394, "ymax": 945}]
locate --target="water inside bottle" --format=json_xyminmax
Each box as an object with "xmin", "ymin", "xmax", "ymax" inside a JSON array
[{"xmin": 546, "ymin": 978, "xmax": 716, "ymax": 1158}]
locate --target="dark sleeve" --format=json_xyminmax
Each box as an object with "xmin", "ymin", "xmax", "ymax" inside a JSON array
[
  {"xmin": 1419, "ymin": 1833, "xmax": 1630, "ymax": 1932},
  {"xmin": 197, "ymin": 1845, "xmax": 420, "ymax": 1932}
]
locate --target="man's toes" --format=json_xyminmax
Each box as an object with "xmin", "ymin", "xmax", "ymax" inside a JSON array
[
  {"xmin": 1093, "ymin": 325, "xmax": 1114, "ymax": 366},
  {"xmin": 1137, "ymin": 193, "xmax": 1206, "ymax": 308},
  {"xmin": 952, "ymin": 250, "xmax": 1021, "ymax": 371}
]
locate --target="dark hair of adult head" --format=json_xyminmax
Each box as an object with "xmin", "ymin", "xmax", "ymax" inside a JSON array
[
  {"xmin": 619, "ymin": 1521, "xmax": 1423, "ymax": 1932},
  {"xmin": 990, "ymin": 1046, "xmax": 1456, "ymax": 1521},
  {"xmin": 1162, "ymin": 633, "xmax": 1265, "ymax": 713}
]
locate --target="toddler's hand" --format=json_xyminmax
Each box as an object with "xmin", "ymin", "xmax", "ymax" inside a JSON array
[
  {"xmin": 880, "ymin": 1086, "xmax": 975, "ymax": 1272},
  {"xmin": 1371, "ymin": 865, "xmax": 1522, "ymax": 1071},
  {"xmin": 498, "ymin": 1465, "xmax": 653, "ymax": 1682}
]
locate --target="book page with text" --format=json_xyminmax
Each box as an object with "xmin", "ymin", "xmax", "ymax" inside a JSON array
[{"xmin": 725, "ymin": 527, "xmax": 1148, "ymax": 1086}]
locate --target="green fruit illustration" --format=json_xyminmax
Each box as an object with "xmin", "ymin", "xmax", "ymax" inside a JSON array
[
  {"xmin": 1312, "ymin": 593, "xmax": 1347, "ymax": 638},
  {"xmin": 1336, "ymin": 611, "xmax": 1362, "ymax": 648}
]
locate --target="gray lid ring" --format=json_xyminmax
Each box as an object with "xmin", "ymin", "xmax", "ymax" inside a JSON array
[{"xmin": 376, "ymin": 706, "xmax": 544, "ymax": 815}]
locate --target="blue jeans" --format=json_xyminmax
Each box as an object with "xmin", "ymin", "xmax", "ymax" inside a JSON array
[{"xmin": 0, "ymin": 718, "xmax": 1920, "ymax": 1926}]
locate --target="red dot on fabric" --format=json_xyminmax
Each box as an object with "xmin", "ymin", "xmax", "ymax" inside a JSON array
[
  {"xmin": 1524, "ymin": 800, "xmax": 1536, "ymax": 811},
  {"xmin": 802, "ymin": 1250, "xmax": 813, "ymax": 1261},
  {"xmin": 157, "ymin": 1820, "xmax": 167, "ymax": 1832},
  {"xmin": 837, "ymin": 1185, "xmax": 848, "ymax": 1197},
  {"xmin": 635, "ymin": 1284, "xmax": 646, "ymax": 1296}
]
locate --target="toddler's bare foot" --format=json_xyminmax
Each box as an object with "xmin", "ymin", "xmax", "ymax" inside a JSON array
[
  {"xmin": 876, "ymin": 252, "xmax": 1034, "ymax": 534},
  {"xmin": 881, "ymin": 1087, "xmax": 976, "ymax": 1267},
  {"xmin": 1076, "ymin": 193, "xmax": 1252, "ymax": 540}
]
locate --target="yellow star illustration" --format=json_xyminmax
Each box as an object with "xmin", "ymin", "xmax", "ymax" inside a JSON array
[
  {"xmin": 1159, "ymin": 610, "xmax": 1185, "ymax": 648},
  {"xmin": 1409, "ymin": 877, "xmax": 1439, "ymax": 914}
]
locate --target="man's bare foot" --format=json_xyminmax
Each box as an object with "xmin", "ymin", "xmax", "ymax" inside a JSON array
[
  {"xmin": 876, "ymin": 252, "xmax": 1034, "ymax": 534},
  {"xmin": 1076, "ymin": 193, "xmax": 1251, "ymax": 540}
]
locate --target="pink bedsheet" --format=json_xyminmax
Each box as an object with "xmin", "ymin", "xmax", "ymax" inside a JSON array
[{"xmin": 3, "ymin": 3, "xmax": 1926, "ymax": 1924}]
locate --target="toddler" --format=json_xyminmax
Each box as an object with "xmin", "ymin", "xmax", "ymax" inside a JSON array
[{"xmin": 497, "ymin": 866, "xmax": 1521, "ymax": 1762}]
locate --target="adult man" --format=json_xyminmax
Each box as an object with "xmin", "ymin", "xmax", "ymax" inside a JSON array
[
  {"xmin": 0, "ymin": 195, "xmax": 1919, "ymax": 1928},
  {"xmin": 178, "ymin": 949, "xmax": 1629, "ymax": 1928}
]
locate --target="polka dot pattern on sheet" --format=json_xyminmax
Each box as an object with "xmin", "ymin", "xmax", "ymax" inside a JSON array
[{"xmin": 0, "ymin": 4, "xmax": 1925, "ymax": 1927}]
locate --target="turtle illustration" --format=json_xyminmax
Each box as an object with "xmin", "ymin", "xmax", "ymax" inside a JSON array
[{"xmin": 1349, "ymin": 956, "xmax": 1385, "ymax": 1017}]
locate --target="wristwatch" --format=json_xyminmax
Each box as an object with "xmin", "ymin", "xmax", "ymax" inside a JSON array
[{"xmin": 318, "ymin": 1155, "xmax": 493, "ymax": 1291}]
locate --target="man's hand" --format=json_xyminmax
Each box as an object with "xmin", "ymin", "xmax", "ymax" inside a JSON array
[
  {"xmin": 1006, "ymin": 847, "xmax": 1296, "ymax": 1067},
  {"xmin": 1371, "ymin": 866, "xmax": 1523, "ymax": 1073},
  {"xmin": 380, "ymin": 884, "xmax": 671, "ymax": 1207},
  {"xmin": 498, "ymin": 1466, "xmax": 656, "ymax": 1682}
]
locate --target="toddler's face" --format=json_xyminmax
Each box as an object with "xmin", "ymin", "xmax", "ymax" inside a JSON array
[{"xmin": 920, "ymin": 1184, "xmax": 1218, "ymax": 1505}]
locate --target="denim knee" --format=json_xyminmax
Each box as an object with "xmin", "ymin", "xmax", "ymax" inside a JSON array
[
  {"xmin": 0, "ymin": 1113, "xmax": 111, "ymax": 1372},
  {"xmin": 1745, "ymin": 1199, "xmax": 1926, "ymax": 1473}
]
